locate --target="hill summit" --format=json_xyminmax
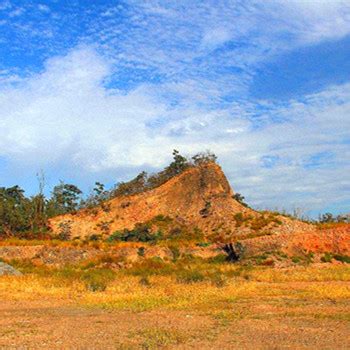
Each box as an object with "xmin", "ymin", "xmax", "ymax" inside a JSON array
[{"xmin": 49, "ymin": 161, "xmax": 312, "ymax": 241}]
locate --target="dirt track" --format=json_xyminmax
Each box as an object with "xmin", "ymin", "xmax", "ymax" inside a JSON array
[{"xmin": 1, "ymin": 300, "xmax": 349, "ymax": 349}]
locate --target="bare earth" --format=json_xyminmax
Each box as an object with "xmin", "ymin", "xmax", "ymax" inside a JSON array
[{"xmin": 1, "ymin": 298, "xmax": 349, "ymax": 349}]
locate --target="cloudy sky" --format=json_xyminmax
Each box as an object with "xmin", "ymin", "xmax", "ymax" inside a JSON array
[{"xmin": 0, "ymin": 0, "xmax": 349, "ymax": 217}]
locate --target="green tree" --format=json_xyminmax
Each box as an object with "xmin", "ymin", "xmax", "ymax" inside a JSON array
[
  {"xmin": 165, "ymin": 149, "xmax": 189, "ymax": 176},
  {"xmin": 47, "ymin": 182, "xmax": 82, "ymax": 216},
  {"xmin": 319, "ymin": 212, "xmax": 334, "ymax": 223},
  {"xmin": 0, "ymin": 186, "xmax": 31, "ymax": 237},
  {"xmin": 192, "ymin": 151, "xmax": 217, "ymax": 165},
  {"xmin": 232, "ymin": 193, "xmax": 249, "ymax": 208},
  {"xmin": 113, "ymin": 172, "xmax": 148, "ymax": 197}
]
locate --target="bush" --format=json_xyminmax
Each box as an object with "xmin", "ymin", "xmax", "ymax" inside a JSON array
[
  {"xmin": 208, "ymin": 254, "xmax": 228, "ymax": 264},
  {"xmin": 196, "ymin": 242, "xmax": 212, "ymax": 247},
  {"xmin": 137, "ymin": 246, "xmax": 146, "ymax": 257},
  {"xmin": 209, "ymin": 274, "xmax": 227, "ymax": 288},
  {"xmin": 169, "ymin": 245, "xmax": 180, "ymax": 262},
  {"xmin": 176, "ymin": 269, "xmax": 205, "ymax": 284},
  {"xmin": 321, "ymin": 252, "xmax": 333, "ymax": 263},
  {"xmin": 57, "ymin": 221, "xmax": 72, "ymax": 241},
  {"xmin": 333, "ymin": 254, "xmax": 350, "ymax": 263},
  {"xmin": 253, "ymin": 253, "xmax": 269, "ymax": 265},
  {"xmin": 96, "ymin": 220, "xmax": 113, "ymax": 236},
  {"xmin": 89, "ymin": 234, "xmax": 102, "ymax": 241},
  {"xmin": 85, "ymin": 279, "xmax": 107, "ymax": 292},
  {"xmin": 199, "ymin": 201, "xmax": 211, "ymax": 218},
  {"xmin": 107, "ymin": 224, "xmax": 163, "ymax": 243},
  {"xmin": 191, "ymin": 151, "xmax": 217, "ymax": 165},
  {"xmin": 291, "ymin": 256, "xmax": 301, "ymax": 264},
  {"xmin": 139, "ymin": 276, "xmax": 151, "ymax": 287},
  {"xmin": 250, "ymin": 216, "xmax": 270, "ymax": 231},
  {"xmin": 233, "ymin": 212, "xmax": 245, "ymax": 227},
  {"xmin": 232, "ymin": 193, "xmax": 249, "ymax": 208},
  {"xmin": 81, "ymin": 269, "xmax": 116, "ymax": 292}
]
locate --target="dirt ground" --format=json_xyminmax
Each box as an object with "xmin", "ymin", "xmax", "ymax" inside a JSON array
[{"xmin": 1, "ymin": 298, "xmax": 349, "ymax": 349}]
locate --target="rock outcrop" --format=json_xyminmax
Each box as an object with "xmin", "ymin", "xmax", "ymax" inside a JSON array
[
  {"xmin": 238, "ymin": 224, "xmax": 350, "ymax": 257},
  {"xmin": 0, "ymin": 262, "xmax": 22, "ymax": 276}
]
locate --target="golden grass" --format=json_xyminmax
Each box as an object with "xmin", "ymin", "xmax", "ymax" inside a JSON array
[
  {"xmin": 248, "ymin": 265, "xmax": 350, "ymax": 282},
  {"xmin": 0, "ymin": 237, "xmax": 144, "ymax": 249},
  {"xmin": 1, "ymin": 265, "xmax": 349, "ymax": 314}
]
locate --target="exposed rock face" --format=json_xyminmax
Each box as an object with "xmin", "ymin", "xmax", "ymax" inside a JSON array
[
  {"xmin": 0, "ymin": 262, "xmax": 22, "ymax": 276},
  {"xmin": 49, "ymin": 162, "xmax": 312, "ymax": 240},
  {"xmin": 238, "ymin": 225, "xmax": 350, "ymax": 257}
]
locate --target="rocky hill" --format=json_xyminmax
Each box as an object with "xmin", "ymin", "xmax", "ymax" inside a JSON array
[{"xmin": 49, "ymin": 162, "xmax": 312, "ymax": 241}]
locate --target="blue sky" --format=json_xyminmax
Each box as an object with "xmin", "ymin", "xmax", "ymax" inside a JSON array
[{"xmin": 0, "ymin": 0, "xmax": 349, "ymax": 218}]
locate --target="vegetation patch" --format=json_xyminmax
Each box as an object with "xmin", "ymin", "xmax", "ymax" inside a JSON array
[
  {"xmin": 334, "ymin": 254, "xmax": 350, "ymax": 263},
  {"xmin": 138, "ymin": 328, "xmax": 187, "ymax": 349},
  {"xmin": 321, "ymin": 252, "xmax": 333, "ymax": 263},
  {"xmin": 107, "ymin": 224, "xmax": 163, "ymax": 243},
  {"xmin": 81, "ymin": 269, "xmax": 116, "ymax": 292},
  {"xmin": 176, "ymin": 269, "xmax": 205, "ymax": 284}
]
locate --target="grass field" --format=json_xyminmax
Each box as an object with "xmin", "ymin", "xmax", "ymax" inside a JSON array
[{"xmin": 1, "ymin": 260, "xmax": 349, "ymax": 349}]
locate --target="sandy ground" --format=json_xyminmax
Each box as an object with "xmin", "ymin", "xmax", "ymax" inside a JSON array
[{"xmin": 1, "ymin": 299, "xmax": 349, "ymax": 349}]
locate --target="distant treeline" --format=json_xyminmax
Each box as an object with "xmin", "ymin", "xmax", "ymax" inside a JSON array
[
  {"xmin": 318, "ymin": 212, "xmax": 350, "ymax": 224},
  {"xmin": 0, "ymin": 150, "xmax": 217, "ymax": 239}
]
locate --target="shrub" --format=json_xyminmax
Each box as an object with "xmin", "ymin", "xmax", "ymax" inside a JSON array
[
  {"xmin": 261, "ymin": 259, "xmax": 274, "ymax": 266},
  {"xmin": 208, "ymin": 254, "xmax": 227, "ymax": 264},
  {"xmin": 191, "ymin": 227, "xmax": 204, "ymax": 241},
  {"xmin": 169, "ymin": 245, "xmax": 180, "ymax": 262},
  {"xmin": 333, "ymin": 254, "xmax": 350, "ymax": 263},
  {"xmin": 89, "ymin": 234, "xmax": 102, "ymax": 241},
  {"xmin": 96, "ymin": 220, "xmax": 113, "ymax": 236},
  {"xmin": 291, "ymin": 256, "xmax": 301, "ymax": 264},
  {"xmin": 139, "ymin": 276, "xmax": 151, "ymax": 287},
  {"xmin": 275, "ymin": 251, "xmax": 288, "ymax": 259},
  {"xmin": 305, "ymin": 252, "xmax": 314, "ymax": 264},
  {"xmin": 168, "ymin": 227, "xmax": 182, "ymax": 237},
  {"xmin": 232, "ymin": 193, "xmax": 249, "ymax": 208},
  {"xmin": 152, "ymin": 214, "xmax": 169, "ymax": 222},
  {"xmin": 250, "ymin": 216, "xmax": 270, "ymax": 231},
  {"xmin": 319, "ymin": 213, "xmax": 335, "ymax": 223},
  {"xmin": 137, "ymin": 246, "xmax": 146, "ymax": 257},
  {"xmin": 199, "ymin": 201, "xmax": 211, "ymax": 218},
  {"xmin": 321, "ymin": 252, "xmax": 333, "ymax": 263},
  {"xmin": 85, "ymin": 279, "xmax": 107, "ymax": 292},
  {"xmin": 191, "ymin": 151, "xmax": 217, "ymax": 165},
  {"xmin": 176, "ymin": 269, "xmax": 205, "ymax": 284},
  {"xmin": 57, "ymin": 221, "xmax": 72, "ymax": 241},
  {"xmin": 233, "ymin": 212, "xmax": 245, "ymax": 226},
  {"xmin": 254, "ymin": 253, "xmax": 269, "ymax": 265},
  {"xmin": 107, "ymin": 224, "xmax": 163, "ymax": 243},
  {"xmin": 209, "ymin": 274, "xmax": 227, "ymax": 288},
  {"xmin": 81, "ymin": 269, "xmax": 116, "ymax": 292},
  {"xmin": 196, "ymin": 242, "xmax": 212, "ymax": 247}
]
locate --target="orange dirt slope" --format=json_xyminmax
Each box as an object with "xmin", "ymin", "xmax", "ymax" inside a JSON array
[{"xmin": 49, "ymin": 162, "xmax": 312, "ymax": 240}]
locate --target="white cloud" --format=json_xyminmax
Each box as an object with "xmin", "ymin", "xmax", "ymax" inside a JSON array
[
  {"xmin": 0, "ymin": 46, "xmax": 349, "ymax": 214},
  {"xmin": 277, "ymin": 0, "xmax": 350, "ymax": 44},
  {"xmin": 8, "ymin": 7, "xmax": 24, "ymax": 18},
  {"xmin": 38, "ymin": 4, "xmax": 50, "ymax": 13},
  {"xmin": 0, "ymin": 47, "xmax": 170, "ymax": 169}
]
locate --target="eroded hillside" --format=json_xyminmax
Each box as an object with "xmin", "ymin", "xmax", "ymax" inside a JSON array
[{"xmin": 49, "ymin": 162, "xmax": 312, "ymax": 241}]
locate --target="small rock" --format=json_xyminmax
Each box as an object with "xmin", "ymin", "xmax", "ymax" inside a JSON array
[{"xmin": 0, "ymin": 262, "xmax": 22, "ymax": 276}]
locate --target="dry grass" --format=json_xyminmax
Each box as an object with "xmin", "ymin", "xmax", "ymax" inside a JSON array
[
  {"xmin": 1, "ymin": 264, "xmax": 349, "ymax": 314},
  {"xmin": 1, "ymin": 263, "xmax": 349, "ymax": 349}
]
